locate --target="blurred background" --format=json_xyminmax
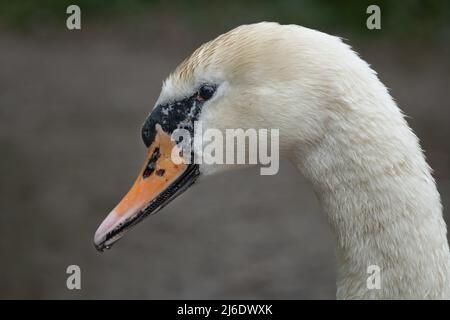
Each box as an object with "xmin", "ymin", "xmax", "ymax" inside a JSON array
[{"xmin": 0, "ymin": 0, "xmax": 449, "ymax": 299}]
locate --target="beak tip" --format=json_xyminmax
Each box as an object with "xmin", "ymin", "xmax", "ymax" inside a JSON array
[
  {"xmin": 93, "ymin": 242, "xmax": 104, "ymax": 252},
  {"xmin": 93, "ymin": 232, "xmax": 106, "ymax": 252},
  {"xmin": 93, "ymin": 209, "xmax": 122, "ymax": 250},
  {"xmin": 93, "ymin": 219, "xmax": 113, "ymax": 252}
]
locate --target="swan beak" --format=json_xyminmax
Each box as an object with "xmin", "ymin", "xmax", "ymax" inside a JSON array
[{"xmin": 94, "ymin": 125, "xmax": 199, "ymax": 251}]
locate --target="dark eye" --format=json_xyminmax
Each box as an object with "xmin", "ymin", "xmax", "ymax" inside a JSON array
[{"xmin": 197, "ymin": 84, "xmax": 216, "ymax": 101}]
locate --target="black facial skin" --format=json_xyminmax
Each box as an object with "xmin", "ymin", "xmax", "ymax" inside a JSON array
[
  {"xmin": 142, "ymin": 84, "xmax": 217, "ymax": 149},
  {"xmin": 142, "ymin": 147, "xmax": 160, "ymax": 178}
]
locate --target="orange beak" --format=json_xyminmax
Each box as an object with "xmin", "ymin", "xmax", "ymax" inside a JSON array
[{"xmin": 94, "ymin": 125, "xmax": 199, "ymax": 251}]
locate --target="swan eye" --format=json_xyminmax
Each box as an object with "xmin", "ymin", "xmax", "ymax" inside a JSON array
[{"xmin": 197, "ymin": 84, "xmax": 216, "ymax": 101}]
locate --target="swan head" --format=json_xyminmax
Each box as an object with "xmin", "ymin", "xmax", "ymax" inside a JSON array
[{"xmin": 94, "ymin": 22, "xmax": 353, "ymax": 251}]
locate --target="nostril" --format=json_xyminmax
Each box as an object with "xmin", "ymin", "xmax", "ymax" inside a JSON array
[
  {"xmin": 143, "ymin": 147, "xmax": 160, "ymax": 178},
  {"xmin": 156, "ymin": 169, "xmax": 166, "ymax": 177}
]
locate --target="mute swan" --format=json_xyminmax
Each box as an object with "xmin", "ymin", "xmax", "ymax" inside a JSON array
[{"xmin": 94, "ymin": 22, "xmax": 450, "ymax": 299}]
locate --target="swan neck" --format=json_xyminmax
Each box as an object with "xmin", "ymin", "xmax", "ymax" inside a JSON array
[{"xmin": 291, "ymin": 100, "xmax": 450, "ymax": 299}]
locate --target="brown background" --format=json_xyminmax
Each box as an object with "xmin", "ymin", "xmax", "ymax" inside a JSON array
[{"xmin": 1, "ymin": 2, "xmax": 449, "ymax": 298}]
